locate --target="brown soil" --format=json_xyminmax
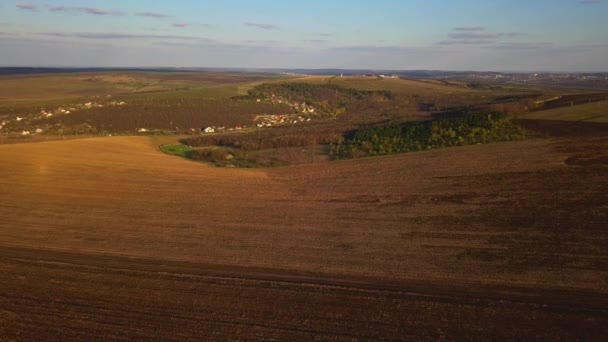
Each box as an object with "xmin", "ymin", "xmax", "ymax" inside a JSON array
[
  {"xmin": 1, "ymin": 132, "xmax": 607, "ymax": 340},
  {"xmin": 515, "ymin": 118, "xmax": 608, "ymax": 137}
]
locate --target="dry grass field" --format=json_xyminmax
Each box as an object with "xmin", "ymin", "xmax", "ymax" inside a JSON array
[
  {"xmin": 0, "ymin": 72, "xmax": 288, "ymax": 101},
  {"xmin": 328, "ymin": 76, "xmax": 474, "ymax": 95},
  {"xmin": 521, "ymin": 101, "xmax": 608, "ymax": 122},
  {"xmin": 1, "ymin": 133, "xmax": 607, "ymax": 339},
  {"xmin": 286, "ymin": 76, "xmax": 475, "ymax": 96}
]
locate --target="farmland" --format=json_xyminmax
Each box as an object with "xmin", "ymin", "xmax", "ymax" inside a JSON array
[
  {"xmin": 0, "ymin": 72, "xmax": 293, "ymax": 136},
  {"xmin": 0, "ymin": 71, "xmax": 286, "ymax": 100},
  {"xmin": 0, "ymin": 71, "xmax": 552, "ymax": 137},
  {"xmin": 521, "ymin": 101, "xmax": 608, "ymax": 122},
  {"xmin": 1, "ymin": 70, "xmax": 607, "ymax": 339},
  {"xmin": 0, "ymin": 133, "xmax": 607, "ymax": 339}
]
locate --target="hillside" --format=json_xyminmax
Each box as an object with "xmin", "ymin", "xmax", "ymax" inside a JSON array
[{"xmin": 1, "ymin": 135, "xmax": 606, "ymax": 339}]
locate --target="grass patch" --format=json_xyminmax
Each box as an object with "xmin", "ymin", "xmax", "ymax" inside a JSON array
[
  {"xmin": 520, "ymin": 101, "xmax": 608, "ymax": 123},
  {"xmin": 160, "ymin": 144, "xmax": 194, "ymax": 158},
  {"xmin": 160, "ymin": 142, "xmax": 241, "ymax": 167}
]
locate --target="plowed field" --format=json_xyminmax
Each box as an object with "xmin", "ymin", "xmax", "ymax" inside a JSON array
[{"xmin": 1, "ymin": 134, "xmax": 607, "ymax": 340}]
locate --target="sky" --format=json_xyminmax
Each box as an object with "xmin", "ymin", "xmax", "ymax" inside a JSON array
[{"xmin": 1, "ymin": 0, "xmax": 607, "ymax": 71}]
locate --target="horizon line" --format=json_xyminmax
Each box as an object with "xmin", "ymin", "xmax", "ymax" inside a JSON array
[{"xmin": 1, "ymin": 65, "xmax": 607, "ymax": 74}]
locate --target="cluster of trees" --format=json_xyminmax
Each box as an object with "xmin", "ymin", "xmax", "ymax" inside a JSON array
[
  {"xmin": 181, "ymin": 112, "xmax": 525, "ymax": 166},
  {"xmin": 181, "ymin": 127, "xmax": 344, "ymax": 152},
  {"xmin": 330, "ymin": 113, "xmax": 524, "ymax": 158},
  {"xmin": 181, "ymin": 125, "xmax": 350, "ymax": 167},
  {"xmin": 189, "ymin": 147, "xmax": 234, "ymax": 164},
  {"xmin": 245, "ymin": 83, "xmax": 392, "ymax": 101},
  {"xmin": 188, "ymin": 147, "xmax": 293, "ymax": 168},
  {"xmin": 237, "ymin": 83, "xmax": 393, "ymax": 115}
]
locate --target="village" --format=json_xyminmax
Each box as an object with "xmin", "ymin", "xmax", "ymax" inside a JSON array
[
  {"xmin": 2, "ymin": 92, "xmax": 320, "ymax": 137},
  {"xmin": 38, "ymin": 100, "xmax": 127, "ymax": 120},
  {"xmin": 0, "ymin": 99, "xmax": 127, "ymax": 136},
  {"xmin": 251, "ymin": 94, "xmax": 316, "ymax": 128},
  {"xmin": 172, "ymin": 95, "xmax": 318, "ymax": 136}
]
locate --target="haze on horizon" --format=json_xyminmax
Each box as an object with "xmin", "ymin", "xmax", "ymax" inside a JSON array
[{"xmin": 1, "ymin": 0, "xmax": 607, "ymax": 72}]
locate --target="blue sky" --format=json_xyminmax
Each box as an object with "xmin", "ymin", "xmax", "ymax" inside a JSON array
[{"xmin": 1, "ymin": 0, "xmax": 607, "ymax": 71}]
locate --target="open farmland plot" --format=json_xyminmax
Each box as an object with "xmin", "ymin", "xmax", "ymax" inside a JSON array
[
  {"xmin": 0, "ymin": 74, "xmax": 123, "ymax": 100},
  {"xmin": 531, "ymin": 92, "xmax": 608, "ymax": 111},
  {"xmin": 0, "ymin": 72, "xmax": 288, "ymax": 101},
  {"xmin": 520, "ymin": 101, "xmax": 608, "ymax": 122},
  {"xmin": 0, "ymin": 135, "xmax": 607, "ymax": 339},
  {"xmin": 0, "ymin": 73, "xmax": 172, "ymax": 100}
]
